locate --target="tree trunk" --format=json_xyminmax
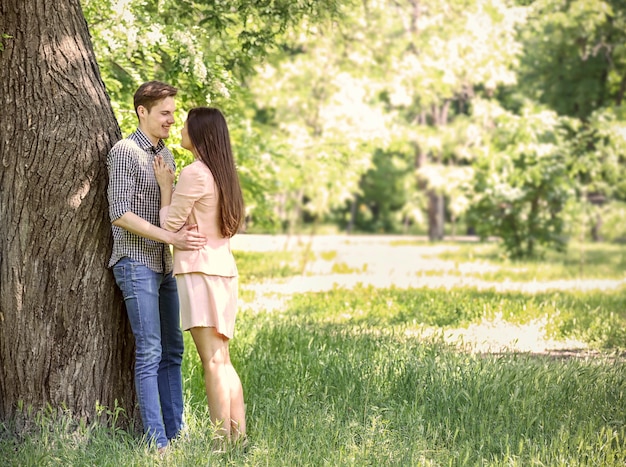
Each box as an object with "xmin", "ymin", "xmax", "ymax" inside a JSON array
[
  {"xmin": 347, "ymin": 194, "xmax": 357, "ymax": 233},
  {"xmin": 415, "ymin": 142, "xmax": 445, "ymax": 241},
  {"xmin": 591, "ymin": 213, "xmax": 603, "ymax": 242},
  {"xmin": 427, "ymin": 191, "xmax": 445, "ymax": 240},
  {"xmin": 0, "ymin": 0, "xmax": 135, "ymax": 426}
]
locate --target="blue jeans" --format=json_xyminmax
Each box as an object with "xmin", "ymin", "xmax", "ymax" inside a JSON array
[{"xmin": 113, "ymin": 257, "xmax": 184, "ymax": 449}]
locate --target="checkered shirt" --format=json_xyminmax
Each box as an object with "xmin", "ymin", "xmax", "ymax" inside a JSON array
[{"xmin": 106, "ymin": 129, "xmax": 176, "ymax": 273}]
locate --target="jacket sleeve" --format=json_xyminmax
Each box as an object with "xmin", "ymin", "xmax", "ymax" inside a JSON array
[{"xmin": 161, "ymin": 165, "xmax": 208, "ymax": 232}]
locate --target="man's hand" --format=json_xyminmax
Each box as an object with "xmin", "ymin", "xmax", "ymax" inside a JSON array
[{"xmin": 171, "ymin": 224, "xmax": 207, "ymax": 250}]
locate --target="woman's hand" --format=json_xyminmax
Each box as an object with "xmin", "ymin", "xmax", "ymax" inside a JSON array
[{"xmin": 153, "ymin": 155, "xmax": 175, "ymax": 188}]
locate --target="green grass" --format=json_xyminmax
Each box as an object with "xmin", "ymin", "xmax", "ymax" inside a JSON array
[
  {"xmin": 285, "ymin": 284, "xmax": 626, "ymax": 349},
  {"xmin": 234, "ymin": 250, "xmax": 300, "ymax": 282},
  {"xmin": 235, "ymin": 316, "xmax": 626, "ymax": 465},
  {"xmin": 330, "ymin": 262, "xmax": 368, "ymax": 274},
  {"xmin": 2, "ymin": 240, "xmax": 626, "ymax": 466}
]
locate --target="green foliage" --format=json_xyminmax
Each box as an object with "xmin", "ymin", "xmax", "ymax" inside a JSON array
[
  {"xmin": 249, "ymin": 13, "xmax": 389, "ymax": 226},
  {"xmin": 374, "ymin": 0, "xmax": 521, "ymax": 111},
  {"xmin": 358, "ymin": 0, "xmax": 522, "ymax": 236},
  {"xmin": 599, "ymin": 202, "xmax": 626, "ymax": 242},
  {"xmin": 517, "ymin": 0, "xmax": 626, "ymax": 120},
  {"xmin": 82, "ymin": 0, "xmax": 344, "ymax": 113},
  {"xmin": 82, "ymin": 0, "xmax": 346, "ymax": 231},
  {"xmin": 79, "ymin": 0, "xmax": 626, "ymax": 245},
  {"xmin": 468, "ymin": 103, "xmax": 576, "ymax": 258},
  {"xmin": 344, "ymin": 149, "xmax": 418, "ymax": 233},
  {"xmin": 509, "ymin": 0, "xmax": 626, "ymax": 251},
  {"xmin": 569, "ymin": 106, "xmax": 626, "ymax": 201}
]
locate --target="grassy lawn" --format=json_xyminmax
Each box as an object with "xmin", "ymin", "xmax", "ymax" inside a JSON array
[{"xmin": 2, "ymin": 239, "xmax": 625, "ymax": 466}]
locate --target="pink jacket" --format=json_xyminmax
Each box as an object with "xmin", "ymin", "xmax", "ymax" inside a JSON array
[{"xmin": 160, "ymin": 160, "xmax": 237, "ymax": 277}]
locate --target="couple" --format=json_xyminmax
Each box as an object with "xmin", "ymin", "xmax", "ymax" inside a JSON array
[{"xmin": 106, "ymin": 81, "xmax": 245, "ymax": 453}]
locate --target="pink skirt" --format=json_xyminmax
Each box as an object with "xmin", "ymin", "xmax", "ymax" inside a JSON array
[{"xmin": 175, "ymin": 273, "xmax": 238, "ymax": 338}]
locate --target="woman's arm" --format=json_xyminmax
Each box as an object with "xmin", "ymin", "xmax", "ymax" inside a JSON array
[
  {"xmin": 153, "ymin": 155, "xmax": 174, "ymax": 208},
  {"xmin": 154, "ymin": 159, "xmax": 207, "ymax": 232},
  {"xmin": 113, "ymin": 211, "xmax": 205, "ymax": 250}
]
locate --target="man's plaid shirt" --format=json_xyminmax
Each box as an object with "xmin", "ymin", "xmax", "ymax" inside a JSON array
[{"xmin": 106, "ymin": 128, "xmax": 176, "ymax": 273}]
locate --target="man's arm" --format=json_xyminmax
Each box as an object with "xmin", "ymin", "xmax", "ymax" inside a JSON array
[
  {"xmin": 112, "ymin": 212, "xmax": 206, "ymax": 250},
  {"xmin": 107, "ymin": 143, "xmax": 206, "ymax": 251}
]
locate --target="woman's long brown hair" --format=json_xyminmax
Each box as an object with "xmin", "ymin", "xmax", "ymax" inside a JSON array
[{"xmin": 186, "ymin": 107, "xmax": 244, "ymax": 237}]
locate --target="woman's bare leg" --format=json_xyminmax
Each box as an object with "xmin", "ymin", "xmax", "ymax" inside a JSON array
[
  {"xmin": 190, "ymin": 326, "xmax": 246, "ymax": 441},
  {"xmin": 190, "ymin": 327, "xmax": 231, "ymax": 438},
  {"xmin": 227, "ymin": 364, "xmax": 246, "ymax": 440}
]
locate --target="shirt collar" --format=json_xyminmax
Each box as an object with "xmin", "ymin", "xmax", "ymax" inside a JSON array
[{"xmin": 132, "ymin": 128, "xmax": 165, "ymax": 153}]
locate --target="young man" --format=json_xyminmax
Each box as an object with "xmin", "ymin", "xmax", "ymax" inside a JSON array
[{"xmin": 106, "ymin": 81, "xmax": 206, "ymax": 452}]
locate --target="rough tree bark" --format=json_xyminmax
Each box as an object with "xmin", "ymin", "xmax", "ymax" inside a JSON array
[{"xmin": 0, "ymin": 0, "xmax": 135, "ymax": 425}]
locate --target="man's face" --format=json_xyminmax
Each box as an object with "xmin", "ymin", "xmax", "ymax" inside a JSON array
[{"xmin": 138, "ymin": 96, "xmax": 176, "ymax": 144}]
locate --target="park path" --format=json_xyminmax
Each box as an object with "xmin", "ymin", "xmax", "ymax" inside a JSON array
[{"xmin": 231, "ymin": 234, "xmax": 625, "ymax": 356}]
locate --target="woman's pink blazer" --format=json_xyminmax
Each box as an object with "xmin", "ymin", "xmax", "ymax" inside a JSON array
[{"xmin": 160, "ymin": 160, "xmax": 237, "ymax": 277}]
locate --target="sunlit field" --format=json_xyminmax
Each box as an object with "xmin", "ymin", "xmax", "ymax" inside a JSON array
[{"xmin": 2, "ymin": 235, "xmax": 625, "ymax": 466}]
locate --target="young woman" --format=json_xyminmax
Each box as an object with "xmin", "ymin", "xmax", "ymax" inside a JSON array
[{"xmin": 153, "ymin": 107, "xmax": 246, "ymax": 446}]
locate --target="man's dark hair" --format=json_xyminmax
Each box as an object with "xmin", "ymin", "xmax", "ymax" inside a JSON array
[{"xmin": 133, "ymin": 81, "xmax": 178, "ymax": 116}]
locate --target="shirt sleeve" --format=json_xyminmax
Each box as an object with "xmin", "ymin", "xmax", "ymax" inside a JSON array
[
  {"xmin": 162, "ymin": 165, "xmax": 211, "ymax": 232},
  {"xmin": 106, "ymin": 144, "xmax": 136, "ymax": 222}
]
